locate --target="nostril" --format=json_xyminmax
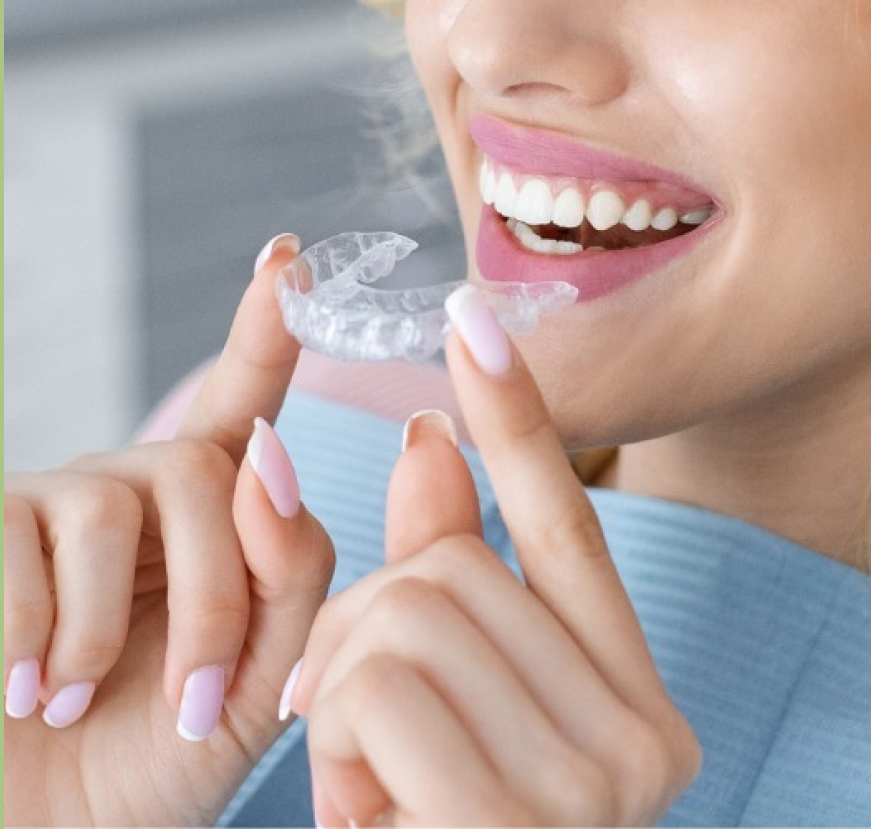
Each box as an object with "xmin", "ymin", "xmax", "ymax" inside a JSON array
[{"xmin": 445, "ymin": 0, "xmax": 629, "ymax": 105}]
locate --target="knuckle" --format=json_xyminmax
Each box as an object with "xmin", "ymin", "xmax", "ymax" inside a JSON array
[
  {"xmin": 359, "ymin": 577, "xmax": 456, "ymax": 649},
  {"xmin": 417, "ymin": 532, "xmax": 500, "ymax": 579},
  {"xmin": 179, "ymin": 599, "xmax": 249, "ymax": 646},
  {"xmin": 545, "ymin": 502, "xmax": 606, "ymax": 560},
  {"xmin": 612, "ymin": 718, "xmax": 673, "ymax": 822},
  {"xmin": 370, "ymin": 576, "xmax": 443, "ymax": 623},
  {"xmin": 61, "ymin": 478, "xmax": 142, "ymax": 535},
  {"xmin": 667, "ymin": 714, "xmax": 704, "ymax": 790},
  {"xmin": 345, "ymin": 653, "xmax": 413, "ymax": 713},
  {"xmin": 59, "ymin": 633, "xmax": 126, "ymax": 676},
  {"xmin": 501, "ymin": 402, "xmax": 552, "ymax": 446},
  {"xmin": 549, "ymin": 751, "xmax": 616, "ymax": 824},
  {"xmin": 160, "ymin": 439, "xmax": 237, "ymax": 492},
  {"xmin": 310, "ymin": 654, "xmax": 411, "ymax": 746}
]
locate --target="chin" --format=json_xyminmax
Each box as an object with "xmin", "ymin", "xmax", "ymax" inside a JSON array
[{"xmin": 513, "ymin": 327, "xmax": 694, "ymax": 451}]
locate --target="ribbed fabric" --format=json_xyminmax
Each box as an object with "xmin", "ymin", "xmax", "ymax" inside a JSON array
[{"xmin": 219, "ymin": 393, "xmax": 871, "ymax": 828}]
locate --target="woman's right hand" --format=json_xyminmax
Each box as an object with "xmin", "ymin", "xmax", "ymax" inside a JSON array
[{"xmin": 4, "ymin": 235, "xmax": 335, "ymax": 827}]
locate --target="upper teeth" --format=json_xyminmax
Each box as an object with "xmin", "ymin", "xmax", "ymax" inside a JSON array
[{"xmin": 479, "ymin": 159, "xmax": 712, "ymax": 233}]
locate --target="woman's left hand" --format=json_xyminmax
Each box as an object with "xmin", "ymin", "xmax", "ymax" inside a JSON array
[{"xmin": 292, "ymin": 290, "xmax": 702, "ymax": 826}]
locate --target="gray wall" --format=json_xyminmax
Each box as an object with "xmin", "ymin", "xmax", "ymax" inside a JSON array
[{"xmin": 5, "ymin": 0, "xmax": 464, "ymax": 470}]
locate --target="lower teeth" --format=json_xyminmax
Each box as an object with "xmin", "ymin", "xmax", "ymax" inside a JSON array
[{"xmin": 507, "ymin": 218, "xmax": 583, "ymax": 256}]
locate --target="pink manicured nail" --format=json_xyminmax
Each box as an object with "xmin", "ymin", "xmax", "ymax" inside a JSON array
[
  {"xmin": 177, "ymin": 665, "xmax": 225, "ymax": 742},
  {"xmin": 5, "ymin": 659, "xmax": 40, "ymax": 719},
  {"xmin": 255, "ymin": 233, "xmax": 301, "ymax": 274},
  {"xmin": 445, "ymin": 284, "xmax": 512, "ymax": 375},
  {"xmin": 278, "ymin": 658, "xmax": 303, "ymax": 722},
  {"xmin": 247, "ymin": 418, "xmax": 301, "ymax": 519},
  {"xmin": 402, "ymin": 409, "xmax": 459, "ymax": 452},
  {"xmin": 43, "ymin": 681, "xmax": 96, "ymax": 728}
]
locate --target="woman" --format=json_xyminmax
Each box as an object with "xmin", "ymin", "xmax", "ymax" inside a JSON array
[{"xmin": 5, "ymin": 1, "xmax": 871, "ymax": 825}]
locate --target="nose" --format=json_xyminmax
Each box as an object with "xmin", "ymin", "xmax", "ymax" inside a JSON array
[{"xmin": 445, "ymin": 0, "xmax": 630, "ymax": 107}]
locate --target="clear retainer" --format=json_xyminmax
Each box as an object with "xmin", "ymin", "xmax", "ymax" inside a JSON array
[{"xmin": 275, "ymin": 232, "xmax": 578, "ymax": 362}]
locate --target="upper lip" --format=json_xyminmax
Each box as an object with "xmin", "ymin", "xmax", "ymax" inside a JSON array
[{"xmin": 470, "ymin": 113, "xmax": 715, "ymax": 200}]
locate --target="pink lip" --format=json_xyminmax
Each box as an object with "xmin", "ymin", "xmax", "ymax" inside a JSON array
[
  {"xmin": 471, "ymin": 114, "xmax": 723, "ymax": 303},
  {"xmin": 470, "ymin": 114, "xmax": 714, "ymax": 195}
]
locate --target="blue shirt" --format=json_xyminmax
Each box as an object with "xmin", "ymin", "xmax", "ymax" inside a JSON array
[{"xmin": 219, "ymin": 392, "xmax": 871, "ymax": 827}]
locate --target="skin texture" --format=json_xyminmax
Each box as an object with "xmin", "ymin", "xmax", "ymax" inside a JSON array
[
  {"xmin": 405, "ymin": 0, "xmax": 871, "ymax": 566},
  {"xmin": 5, "ymin": 3, "xmax": 870, "ymax": 826},
  {"xmin": 4, "ymin": 237, "xmax": 701, "ymax": 826},
  {"xmin": 4, "ymin": 245, "xmax": 339, "ymax": 826}
]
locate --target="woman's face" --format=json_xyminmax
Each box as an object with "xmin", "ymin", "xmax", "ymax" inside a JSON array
[{"xmin": 405, "ymin": 0, "xmax": 871, "ymax": 449}]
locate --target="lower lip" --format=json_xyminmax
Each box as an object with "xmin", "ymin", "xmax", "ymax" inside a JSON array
[{"xmin": 476, "ymin": 205, "xmax": 721, "ymax": 303}]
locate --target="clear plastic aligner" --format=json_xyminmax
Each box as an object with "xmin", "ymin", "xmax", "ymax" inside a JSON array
[{"xmin": 276, "ymin": 232, "xmax": 578, "ymax": 362}]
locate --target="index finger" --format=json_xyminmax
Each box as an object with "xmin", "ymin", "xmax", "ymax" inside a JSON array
[
  {"xmin": 444, "ymin": 285, "xmax": 668, "ymax": 718},
  {"xmin": 177, "ymin": 234, "xmax": 301, "ymax": 464}
]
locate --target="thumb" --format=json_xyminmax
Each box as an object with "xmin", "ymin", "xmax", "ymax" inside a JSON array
[
  {"xmin": 227, "ymin": 418, "xmax": 335, "ymax": 743},
  {"xmin": 384, "ymin": 409, "xmax": 483, "ymax": 564}
]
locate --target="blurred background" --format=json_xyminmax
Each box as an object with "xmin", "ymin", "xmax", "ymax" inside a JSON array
[{"xmin": 5, "ymin": 0, "xmax": 465, "ymax": 471}]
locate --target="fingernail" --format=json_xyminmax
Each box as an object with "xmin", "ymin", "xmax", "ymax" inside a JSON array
[
  {"xmin": 402, "ymin": 409, "xmax": 458, "ymax": 452},
  {"xmin": 255, "ymin": 233, "xmax": 301, "ymax": 274},
  {"xmin": 445, "ymin": 284, "xmax": 512, "ymax": 375},
  {"xmin": 177, "ymin": 665, "xmax": 225, "ymax": 742},
  {"xmin": 248, "ymin": 417, "xmax": 301, "ymax": 519},
  {"xmin": 5, "ymin": 659, "xmax": 41, "ymax": 719},
  {"xmin": 43, "ymin": 681, "xmax": 96, "ymax": 728},
  {"xmin": 278, "ymin": 658, "xmax": 304, "ymax": 722}
]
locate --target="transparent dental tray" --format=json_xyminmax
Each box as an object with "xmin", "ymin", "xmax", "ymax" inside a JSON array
[{"xmin": 276, "ymin": 232, "xmax": 577, "ymax": 362}]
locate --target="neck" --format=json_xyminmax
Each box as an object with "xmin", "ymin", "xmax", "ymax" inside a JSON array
[{"xmin": 601, "ymin": 359, "xmax": 871, "ymax": 573}]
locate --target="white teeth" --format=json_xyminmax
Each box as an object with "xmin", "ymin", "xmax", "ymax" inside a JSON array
[
  {"xmin": 621, "ymin": 199, "xmax": 652, "ymax": 232},
  {"xmin": 508, "ymin": 217, "xmax": 582, "ymax": 256},
  {"xmin": 494, "ymin": 172, "xmax": 518, "ymax": 217},
  {"xmin": 479, "ymin": 163, "xmax": 497, "ymax": 205},
  {"xmin": 483, "ymin": 159, "xmax": 711, "ymax": 242},
  {"xmin": 513, "ymin": 219, "xmax": 535, "ymax": 241},
  {"xmin": 552, "ymin": 187, "xmax": 585, "ymax": 228},
  {"xmin": 586, "ymin": 190, "xmax": 625, "ymax": 231},
  {"xmin": 651, "ymin": 207, "xmax": 679, "ymax": 231},
  {"xmin": 514, "ymin": 179, "xmax": 554, "ymax": 225},
  {"xmin": 679, "ymin": 208, "xmax": 713, "ymax": 225},
  {"xmin": 555, "ymin": 240, "xmax": 583, "ymax": 254}
]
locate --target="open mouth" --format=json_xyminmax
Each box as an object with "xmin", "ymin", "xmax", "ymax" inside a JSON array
[{"xmin": 480, "ymin": 156, "xmax": 716, "ymax": 256}]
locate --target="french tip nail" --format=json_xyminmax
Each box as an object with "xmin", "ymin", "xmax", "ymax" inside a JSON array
[
  {"xmin": 445, "ymin": 284, "xmax": 512, "ymax": 376},
  {"xmin": 255, "ymin": 233, "xmax": 301, "ymax": 274},
  {"xmin": 5, "ymin": 659, "xmax": 40, "ymax": 719},
  {"xmin": 247, "ymin": 419, "xmax": 301, "ymax": 519},
  {"xmin": 42, "ymin": 681, "xmax": 96, "ymax": 729},
  {"xmin": 402, "ymin": 409, "xmax": 459, "ymax": 452},
  {"xmin": 176, "ymin": 721, "xmax": 209, "ymax": 742},
  {"xmin": 247, "ymin": 417, "xmax": 267, "ymax": 469},
  {"xmin": 177, "ymin": 665, "xmax": 225, "ymax": 742},
  {"xmin": 279, "ymin": 658, "xmax": 304, "ymax": 722}
]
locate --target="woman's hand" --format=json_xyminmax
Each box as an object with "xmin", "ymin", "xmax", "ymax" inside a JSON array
[
  {"xmin": 294, "ymin": 287, "xmax": 702, "ymax": 826},
  {"xmin": 4, "ymin": 235, "xmax": 336, "ymax": 826}
]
